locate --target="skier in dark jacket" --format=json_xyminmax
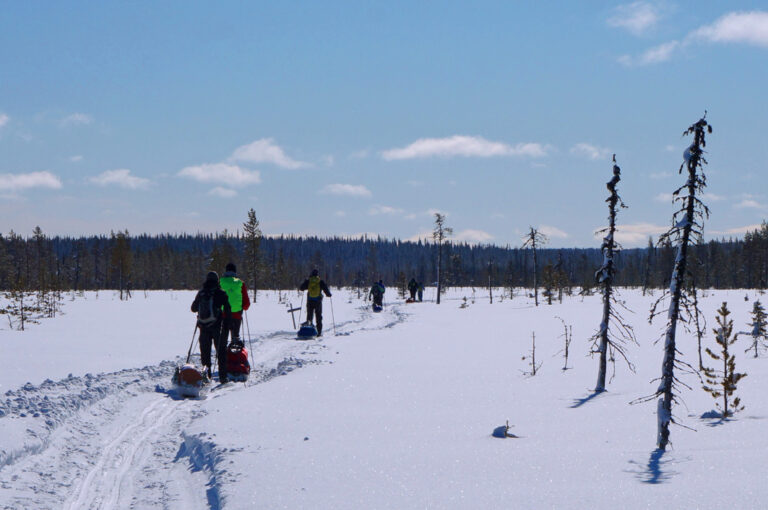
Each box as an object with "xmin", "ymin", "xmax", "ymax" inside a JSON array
[
  {"xmin": 191, "ymin": 271, "xmax": 232, "ymax": 383},
  {"xmin": 369, "ymin": 280, "xmax": 385, "ymax": 307},
  {"xmin": 407, "ymin": 278, "xmax": 418, "ymax": 300},
  {"xmin": 298, "ymin": 269, "xmax": 332, "ymax": 335}
]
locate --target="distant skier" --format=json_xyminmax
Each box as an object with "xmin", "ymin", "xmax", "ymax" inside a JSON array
[
  {"xmin": 220, "ymin": 262, "xmax": 250, "ymax": 348},
  {"xmin": 369, "ymin": 279, "xmax": 385, "ymax": 307},
  {"xmin": 407, "ymin": 278, "xmax": 418, "ymax": 300},
  {"xmin": 298, "ymin": 269, "xmax": 332, "ymax": 336},
  {"xmin": 191, "ymin": 271, "xmax": 232, "ymax": 383},
  {"xmin": 417, "ymin": 281, "xmax": 424, "ymax": 302}
]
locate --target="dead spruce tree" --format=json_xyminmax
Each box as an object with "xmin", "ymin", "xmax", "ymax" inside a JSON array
[
  {"xmin": 522, "ymin": 227, "xmax": 547, "ymax": 306},
  {"xmin": 432, "ymin": 213, "xmax": 452, "ymax": 305},
  {"xmin": 702, "ymin": 302, "xmax": 746, "ymax": 418},
  {"xmin": 592, "ymin": 155, "xmax": 636, "ymax": 392},
  {"xmin": 642, "ymin": 114, "xmax": 713, "ymax": 450},
  {"xmin": 746, "ymin": 300, "xmax": 767, "ymax": 358}
]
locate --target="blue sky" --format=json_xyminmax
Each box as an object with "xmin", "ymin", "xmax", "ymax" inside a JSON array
[{"xmin": 1, "ymin": 1, "xmax": 767, "ymax": 247}]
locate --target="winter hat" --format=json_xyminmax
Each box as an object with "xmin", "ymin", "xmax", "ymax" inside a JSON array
[
  {"xmin": 311, "ymin": 268, "xmax": 319, "ymax": 276},
  {"xmin": 206, "ymin": 271, "xmax": 219, "ymax": 284},
  {"xmin": 225, "ymin": 262, "xmax": 236, "ymax": 273}
]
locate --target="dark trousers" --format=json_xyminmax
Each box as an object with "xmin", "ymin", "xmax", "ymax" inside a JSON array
[
  {"xmin": 372, "ymin": 294, "xmax": 383, "ymax": 306},
  {"xmin": 409, "ymin": 289, "xmax": 417, "ymax": 299},
  {"xmin": 306, "ymin": 299, "xmax": 323, "ymax": 335},
  {"xmin": 199, "ymin": 322, "xmax": 227, "ymax": 378},
  {"xmin": 222, "ymin": 317, "xmax": 242, "ymax": 346}
]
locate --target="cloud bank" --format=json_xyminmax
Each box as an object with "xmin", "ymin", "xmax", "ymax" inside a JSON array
[
  {"xmin": 381, "ymin": 135, "xmax": 549, "ymax": 160},
  {"xmin": 320, "ymin": 183, "xmax": 372, "ymax": 198},
  {"xmin": 230, "ymin": 138, "xmax": 308, "ymax": 169},
  {"xmin": 0, "ymin": 171, "xmax": 62, "ymax": 191},
  {"xmin": 178, "ymin": 163, "xmax": 261, "ymax": 186},
  {"xmin": 90, "ymin": 169, "xmax": 150, "ymax": 189}
]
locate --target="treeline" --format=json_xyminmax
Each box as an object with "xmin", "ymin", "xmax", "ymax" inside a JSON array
[{"xmin": 1, "ymin": 222, "xmax": 767, "ymax": 295}]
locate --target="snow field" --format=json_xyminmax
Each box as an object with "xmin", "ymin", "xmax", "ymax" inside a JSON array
[{"xmin": 1, "ymin": 288, "xmax": 767, "ymax": 509}]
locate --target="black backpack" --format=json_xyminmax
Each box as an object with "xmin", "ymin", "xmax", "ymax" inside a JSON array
[{"xmin": 197, "ymin": 290, "xmax": 221, "ymax": 327}]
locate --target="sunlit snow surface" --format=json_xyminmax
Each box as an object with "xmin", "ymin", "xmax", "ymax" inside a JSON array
[{"xmin": 1, "ymin": 288, "xmax": 767, "ymax": 509}]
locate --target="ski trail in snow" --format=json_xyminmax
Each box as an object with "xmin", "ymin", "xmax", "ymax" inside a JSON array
[
  {"xmin": 0, "ymin": 299, "xmax": 409, "ymax": 509},
  {"xmin": 63, "ymin": 396, "xmax": 176, "ymax": 510}
]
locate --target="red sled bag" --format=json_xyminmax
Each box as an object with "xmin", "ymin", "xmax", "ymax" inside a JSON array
[{"xmin": 226, "ymin": 343, "xmax": 251, "ymax": 377}]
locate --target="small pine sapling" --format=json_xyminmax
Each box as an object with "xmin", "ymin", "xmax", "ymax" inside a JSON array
[
  {"xmin": 521, "ymin": 332, "xmax": 542, "ymax": 376},
  {"xmin": 592, "ymin": 155, "xmax": 636, "ymax": 392},
  {"xmin": 555, "ymin": 316, "xmax": 572, "ymax": 371},
  {"xmin": 746, "ymin": 300, "xmax": 767, "ymax": 358},
  {"xmin": 702, "ymin": 302, "xmax": 746, "ymax": 418}
]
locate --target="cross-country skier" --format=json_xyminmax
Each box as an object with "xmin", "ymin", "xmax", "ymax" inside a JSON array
[
  {"xmin": 220, "ymin": 262, "xmax": 250, "ymax": 349},
  {"xmin": 369, "ymin": 279, "xmax": 385, "ymax": 307},
  {"xmin": 298, "ymin": 269, "xmax": 332, "ymax": 336},
  {"xmin": 408, "ymin": 278, "xmax": 418, "ymax": 300},
  {"xmin": 191, "ymin": 271, "xmax": 231, "ymax": 383}
]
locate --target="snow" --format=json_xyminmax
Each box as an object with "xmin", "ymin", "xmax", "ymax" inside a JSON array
[{"xmin": 2, "ymin": 288, "xmax": 768, "ymax": 509}]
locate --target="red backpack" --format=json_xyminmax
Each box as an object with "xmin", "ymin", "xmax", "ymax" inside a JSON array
[{"xmin": 226, "ymin": 344, "xmax": 251, "ymax": 375}]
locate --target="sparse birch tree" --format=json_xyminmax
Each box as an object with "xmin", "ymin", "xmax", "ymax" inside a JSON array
[
  {"xmin": 702, "ymin": 302, "xmax": 746, "ymax": 418},
  {"xmin": 432, "ymin": 213, "xmax": 452, "ymax": 305},
  {"xmin": 593, "ymin": 155, "xmax": 635, "ymax": 392},
  {"xmin": 522, "ymin": 227, "xmax": 547, "ymax": 306},
  {"xmin": 642, "ymin": 114, "xmax": 713, "ymax": 450}
]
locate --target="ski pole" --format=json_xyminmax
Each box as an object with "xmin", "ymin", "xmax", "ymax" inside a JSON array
[
  {"xmin": 244, "ymin": 309, "xmax": 256, "ymax": 376},
  {"xmin": 299, "ymin": 292, "xmax": 305, "ymax": 324},
  {"xmin": 186, "ymin": 323, "xmax": 198, "ymax": 363},
  {"xmin": 330, "ymin": 294, "xmax": 337, "ymax": 336}
]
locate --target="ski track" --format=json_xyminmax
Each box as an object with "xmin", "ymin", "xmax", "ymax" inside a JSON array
[{"xmin": 0, "ymin": 303, "xmax": 404, "ymax": 509}]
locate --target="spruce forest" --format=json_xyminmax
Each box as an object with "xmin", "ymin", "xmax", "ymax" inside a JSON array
[{"xmin": 2, "ymin": 221, "xmax": 768, "ymax": 295}]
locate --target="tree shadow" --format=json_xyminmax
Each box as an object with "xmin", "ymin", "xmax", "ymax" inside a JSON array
[
  {"xmin": 627, "ymin": 448, "xmax": 682, "ymax": 484},
  {"xmin": 700, "ymin": 410, "xmax": 730, "ymax": 427},
  {"xmin": 570, "ymin": 390, "xmax": 605, "ymax": 408}
]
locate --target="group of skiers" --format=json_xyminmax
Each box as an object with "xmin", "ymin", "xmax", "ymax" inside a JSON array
[{"xmin": 191, "ymin": 265, "xmax": 424, "ymax": 382}]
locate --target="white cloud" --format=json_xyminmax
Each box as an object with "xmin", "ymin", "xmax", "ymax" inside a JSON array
[
  {"xmin": 0, "ymin": 171, "xmax": 62, "ymax": 191},
  {"xmin": 735, "ymin": 199, "xmax": 764, "ymax": 209},
  {"xmin": 405, "ymin": 230, "xmax": 435, "ymax": 242},
  {"xmin": 178, "ymin": 163, "xmax": 261, "ymax": 186},
  {"xmin": 454, "ymin": 229, "xmax": 494, "ymax": 243},
  {"xmin": 539, "ymin": 225, "xmax": 569, "ymax": 239},
  {"xmin": 209, "ymin": 187, "xmax": 237, "ymax": 198},
  {"xmin": 319, "ymin": 183, "xmax": 372, "ymax": 198},
  {"xmin": 692, "ymin": 11, "xmax": 768, "ymax": 47},
  {"xmin": 600, "ymin": 222, "xmax": 668, "ymax": 246},
  {"xmin": 349, "ymin": 149, "xmax": 369, "ymax": 159},
  {"xmin": 69, "ymin": 155, "xmax": 83, "ymax": 162},
  {"xmin": 655, "ymin": 192, "xmax": 674, "ymax": 202},
  {"xmin": 701, "ymin": 192, "xmax": 725, "ymax": 202},
  {"xmin": 570, "ymin": 143, "xmax": 611, "ymax": 160},
  {"xmin": 0, "ymin": 113, "xmax": 9, "ymax": 128},
  {"xmin": 321, "ymin": 154, "xmax": 335, "ymax": 166},
  {"xmin": 620, "ymin": 11, "xmax": 768, "ymax": 67},
  {"xmin": 229, "ymin": 138, "xmax": 308, "ymax": 169},
  {"xmin": 619, "ymin": 40, "xmax": 681, "ymax": 66},
  {"xmin": 710, "ymin": 224, "xmax": 764, "ymax": 236},
  {"xmin": 650, "ymin": 171, "xmax": 672, "ymax": 179},
  {"xmin": 381, "ymin": 135, "xmax": 549, "ymax": 160},
  {"xmin": 90, "ymin": 169, "xmax": 150, "ymax": 189},
  {"xmin": 369, "ymin": 205, "xmax": 404, "ymax": 216},
  {"xmin": 60, "ymin": 113, "xmax": 93, "ymax": 126},
  {"xmin": 334, "ymin": 210, "xmax": 346, "ymax": 217},
  {"xmin": 607, "ymin": 2, "xmax": 661, "ymax": 35}
]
